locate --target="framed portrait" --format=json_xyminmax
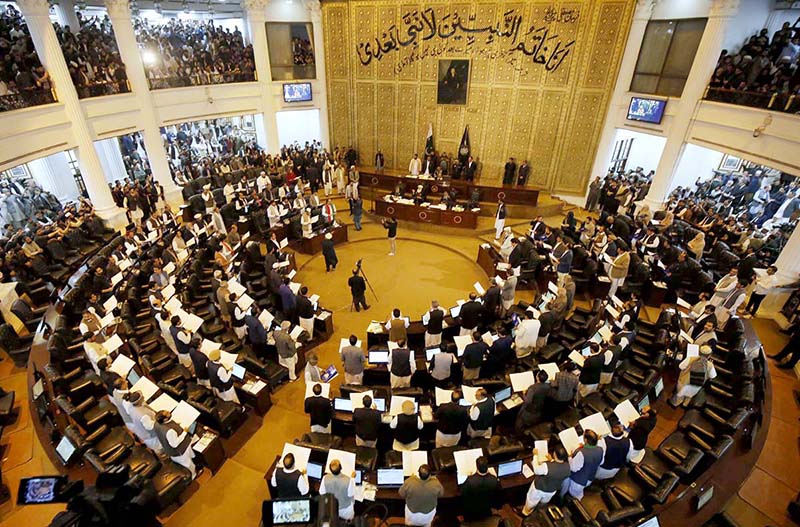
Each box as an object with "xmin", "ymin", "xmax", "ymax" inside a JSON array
[
  {"xmin": 437, "ymin": 59, "xmax": 470, "ymax": 105},
  {"xmin": 719, "ymin": 154, "xmax": 742, "ymax": 172}
]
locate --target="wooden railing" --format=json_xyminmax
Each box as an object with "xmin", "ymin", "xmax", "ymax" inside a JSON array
[
  {"xmin": 146, "ymin": 70, "xmax": 257, "ymax": 90},
  {"xmin": 0, "ymin": 88, "xmax": 57, "ymax": 113},
  {"xmin": 704, "ymin": 86, "xmax": 799, "ymax": 114}
]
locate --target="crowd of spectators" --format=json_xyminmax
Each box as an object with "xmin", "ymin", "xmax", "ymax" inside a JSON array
[
  {"xmin": 291, "ymin": 35, "xmax": 314, "ymax": 65},
  {"xmin": 0, "ymin": 175, "xmax": 62, "ymax": 230},
  {"xmin": 109, "ymin": 175, "xmax": 164, "ymax": 226},
  {"xmin": 56, "ymin": 12, "xmax": 130, "ymax": 99},
  {"xmin": 133, "ymin": 18, "xmax": 256, "ymax": 89},
  {"xmin": 117, "ymin": 131, "xmax": 152, "ymax": 180},
  {"xmin": 707, "ymin": 19, "xmax": 800, "ymax": 112},
  {"xmin": 0, "ymin": 4, "xmax": 55, "ymax": 112}
]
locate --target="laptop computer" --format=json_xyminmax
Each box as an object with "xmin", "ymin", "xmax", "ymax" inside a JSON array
[
  {"xmin": 373, "ymin": 398, "xmax": 386, "ymax": 412},
  {"xmin": 232, "ymin": 363, "xmax": 247, "ymax": 382},
  {"xmin": 497, "ymin": 459, "xmax": 523, "ymax": 478},
  {"xmin": 306, "ymin": 461, "xmax": 323, "ymax": 480},
  {"xmin": 333, "ymin": 398, "xmax": 353, "ymax": 412},
  {"xmin": 376, "ymin": 468, "xmax": 404, "ymax": 487},
  {"xmin": 368, "ymin": 350, "xmax": 389, "ymax": 364},
  {"xmin": 637, "ymin": 395, "xmax": 650, "ymax": 412},
  {"xmin": 494, "ymin": 386, "xmax": 512, "ymax": 404}
]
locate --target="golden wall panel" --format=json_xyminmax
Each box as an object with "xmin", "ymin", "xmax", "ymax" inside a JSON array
[{"xmin": 323, "ymin": 0, "xmax": 634, "ymax": 194}]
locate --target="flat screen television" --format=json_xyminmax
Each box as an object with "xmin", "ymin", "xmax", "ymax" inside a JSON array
[
  {"xmin": 283, "ymin": 83, "xmax": 312, "ymax": 103},
  {"xmin": 627, "ymin": 97, "xmax": 667, "ymax": 124}
]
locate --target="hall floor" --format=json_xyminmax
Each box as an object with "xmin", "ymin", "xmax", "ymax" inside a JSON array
[{"xmin": 0, "ymin": 200, "xmax": 797, "ymax": 527}]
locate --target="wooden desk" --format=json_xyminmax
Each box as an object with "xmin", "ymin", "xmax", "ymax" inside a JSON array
[
  {"xmin": 374, "ymin": 199, "xmax": 479, "ymax": 229},
  {"xmin": 296, "ymin": 224, "xmax": 348, "ymax": 255},
  {"xmin": 235, "ymin": 374, "xmax": 273, "ymax": 416},
  {"xmin": 358, "ymin": 168, "xmax": 540, "ymax": 206}
]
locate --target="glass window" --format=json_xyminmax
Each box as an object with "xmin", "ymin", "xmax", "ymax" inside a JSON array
[
  {"xmin": 266, "ymin": 22, "xmax": 316, "ymax": 80},
  {"xmin": 631, "ymin": 18, "xmax": 707, "ymax": 97}
]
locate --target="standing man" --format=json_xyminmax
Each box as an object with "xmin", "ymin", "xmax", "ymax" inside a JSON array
[
  {"xmin": 424, "ymin": 300, "xmax": 446, "ymax": 347},
  {"xmin": 382, "ymin": 215, "xmax": 398, "ymax": 256},
  {"xmin": 348, "ymin": 269, "xmax": 370, "ymax": 311},
  {"xmin": 562, "ymin": 429, "xmax": 602, "ymax": 499},
  {"xmin": 353, "ymin": 394, "xmax": 381, "ymax": 447},
  {"xmin": 322, "ymin": 232, "xmax": 338, "ymax": 272},
  {"xmin": 608, "ymin": 247, "xmax": 630, "ymax": 298},
  {"xmin": 320, "ymin": 459, "xmax": 356, "ymax": 521},
  {"xmin": 462, "ymin": 332, "xmax": 488, "ymax": 381},
  {"xmin": 434, "ymin": 390, "xmax": 468, "ymax": 447},
  {"xmin": 153, "ymin": 410, "xmax": 196, "ymax": 479},
  {"xmin": 296, "ymin": 287, "xmax": 315, "ymax": 338},
  {"xmin": 494, "ymin": 199, "xmax": 507, "ymax": 240},
  {"xmin": 207, "ymin": 349, "xmax": 239, "ymax": 403},
  {"xmin": 467, "ymin": 388, "xmax": 494, "ymax": 438},
  {"xmin": 274, "ymin": 320, "xmax": 298, "ymax": 381},
  {"xmin": 460, "ymin": 456, "xmax": 501, "ymax": 522},
  {"xmin": 398, "ymin": 465, "xmax": 443, "ymax": 527},
  {"xmin": 409, "ymin": 153, "xmax": 422, "ymax": 176},
  {"xmin": 340, "ymin": 335, "xmax": 365, "ymax": 385},
  {"xmin": 375, "ymin": 149, "xmax": 385, "ymax": 170},
  {"xmin": 352, "ymin": 197, "xmax": 364, "ymax": 231},
  {"xmin": 501, "ymin": 274, "xmax": 518, "ymax": 314},
  {"xmin": 270, "ymin": 453, "xmax": 309, "ymax": 498},
  {"xmin": 503, "ymin": 157, "xmax": 517, "ymax": 185},
  {"xmin": 388, "ymin": 338, "xmax": 415, "ymax": 388},
  {"xmin": 520, "ymin": 445, "xmax": 570, "ymax": 516},
  {"xmin": 458, "ymin": 293, "xmax": 483, "ymax": 336},
  {"xmin": 465, "ymin": 156, "xmax": 477, "ymax": 181},
  {"xmin": 517, "ymin": 160, "xmax": 530, "ymax": 186},
  {"xmin": 304, "ymin": 383, "xmax": 332, "ymax": 433}
]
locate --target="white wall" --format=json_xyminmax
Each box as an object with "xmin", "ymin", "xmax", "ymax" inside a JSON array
[
  {"xmin": 651, "ymin": 0, "xmax": 714, "ymax": 20},
  {"xmin": 766, "ymin": 7, "xmax": 800, "ymax": 35},
  {"xmin": 722, "ymin": 0, "xmax": 775, "ymax": 51},
  {"xmin": 612, "ymin": 128, "xmax": 667, "ymax": 174},
  {"xmin": 276, "ymin": 109, "xmax": 321, "ymax": 148},
  {"xmin": 669, "ymin": 142, "xmax": 725, "ymax": 192}
]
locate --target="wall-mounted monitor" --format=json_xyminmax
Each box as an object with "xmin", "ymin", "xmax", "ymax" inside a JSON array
[
  {"xmin": 627, "ymin": 97, "xmax": 667, "ymax": 124},
  {"xmin": 283, "ymin": 83, "xmax": 312, "ymax": 103}
]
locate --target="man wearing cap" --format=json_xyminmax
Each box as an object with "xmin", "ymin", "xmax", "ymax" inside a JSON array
[
  {"xmin": 467, "ymin": 388, "xmax": 494, "ymax": 438},
  {"xmin": 274, "ymin": 320, "xmax": 298, "ymax": 381},
  {"xmin": 320, "ymin": 459, "xmax": 356, "ymax": 520},
  {"xmin": 201, "ymin": 184, "xmax": 215, "ymax": 214},
  {"xmin": 154, "ymin": 410, "xmax": 197, "ymax": 478},
  {"xmin": 207, "ymin": 348, "xmax": 240, "ymax": 403},
  {"xmin": 322, "ymin": 232, "xmax": 338, "ymax": 272},
  {"xmin": 123, "ymin": 391, "xmax": 163, "ymax": 454},
  {"xmin": 671, "ymin": 344, "xmax": 716, "ymax": 407},
  {"xmin": 399, "ymin": 464, "xmax": 443, "ymax": 527}
]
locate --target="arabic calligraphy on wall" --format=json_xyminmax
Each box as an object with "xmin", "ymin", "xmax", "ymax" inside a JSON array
[{"xmin": 356, "ymin": 7, "xmax": 578, "ymax": 74}]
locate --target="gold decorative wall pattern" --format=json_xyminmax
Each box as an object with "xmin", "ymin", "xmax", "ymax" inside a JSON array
[{"xmin": 322, "ymin": 0, "xmax": 634, "ymax": 195}]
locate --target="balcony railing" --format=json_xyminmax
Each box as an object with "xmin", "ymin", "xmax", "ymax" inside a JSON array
[
  {"xmin": 0, "ymin": 88, "xmax": 57, "ymax": 113},
  {"xmin": 704, "ymin": 86, "xmax": 800, "ymax": 114},
  {"xmin": 147, "ymin": 70, "xmax": 257, "ymax": 90},
  {"xmin": 75, "ymin": 79, "xmax": 132, "ymax": 100}
]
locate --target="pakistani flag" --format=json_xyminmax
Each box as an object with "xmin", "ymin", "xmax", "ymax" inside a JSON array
[
  {"xmin": 458, "ymin": 126, "xmax": 470, "ymax": 164},
  {"xmin": 425, "ymin": 123, "xmax": 434, "ymax": 156}
]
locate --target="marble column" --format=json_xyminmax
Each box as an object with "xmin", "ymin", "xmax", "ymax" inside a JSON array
[
  {"xmin": 305, "ymin": 0, "xmax": 330, "ymax": 148},
  {"xmin": 757, "ymin": 224, "xmax": 800, "ymax": 327},
  {"xmin": 104, "ymin": 0, "xmax": 183, "ymax": 207},
  {"xmin": 28, "ymin": 153, "xmax": 81, "ymax": 203},
  {"xmin": 587, "ymin": 0, "xmax": 656, "ymax": 199},
  {"xmin": 55, "ymin": 0, "xmax": 81, "ymax": 31},
  {"xmin": 643, "ymin": 0, "xmax": 741, "ymax": 210},
  {"xmin": 94, "ymin": 138, "xmax": 128, "ymax": 183},
  {"xmin": 244, "ymin": 0, "xmax": 280, "ymax": 153},
  {"xmin": 16, "ymin": 0, "xmax": 126, "ymax": 227}
]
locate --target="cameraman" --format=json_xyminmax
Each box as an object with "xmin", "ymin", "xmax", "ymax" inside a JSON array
[
  {"xmin": 382, "ymin": 215, "xmax": 398, "ymax": 256},
  {"xmin": 348, "ymin": 265, "xmax": 370, "ymax": 312}
]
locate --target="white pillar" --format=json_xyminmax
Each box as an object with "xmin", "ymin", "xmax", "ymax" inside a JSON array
[
  {"xmin": 305, "ymin": 0, "xmax": 329, "ymax": 149},
  {"xmin": 758, "ymin": 224, "xmax": 800, "ymax": 327},
  {"xmin": 244, "ymin": 0, "xmax": 280, "ymax": 153},
  {"xmin": 254, "ymin": 112, "xmax": 268, "ymax": 148},
  {"xmin": 28, "ymin": 153, "xmax": 81, "ymax": 203},
  {"xmin": 105, "ymin": 0, "xmax": 183, "ymax": 207},
  {"xmin": 55, "ymin": 0, "xmax": 81, "ymax": 31},
  {"xmin": 587, "ymin": 0, "xmax": 655, "ymax": 202},
  {"xmin": 643, "ymin": 0, "xmax": 741, "ymax": 210},
  {"xmin": 94, "ymin": 138, "xmax": 128, "ymax": 183},
  {"xmin": 17, "ymin": 0, "xmax": 126, "ymax": 228}
]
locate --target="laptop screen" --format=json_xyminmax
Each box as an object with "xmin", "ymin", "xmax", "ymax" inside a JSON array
[
  {"xmin": 55, "ymin": 436, "xmax": 76, "ymax": 465},
  {"xmin": 368, "ymin": 350, "xmax": 389, "ymax": 364},
  {"xmin": 232, "ymin": 363, "xmax": 247, "ymax": 381},
  {"xmin": 637, "ymin": 395, "xmax": 650, "ymax": 412},
  {"xmin": 333, "ymin": 398, "xmax": 353, "ymax": 412},
  {"xmin": 654, "ymin": 378, "xmax": 664, "ymax": 397},
  {"xmin": 377, "ymin": 468, "xmax": 404, "ymax": 486},
  {"xmin": 494, "ymin": 386, "xmax": 512, "ymax": 404},
  {"xmin": 497, "ymin": 459, "xmax": 523, "ymax": 477},
  {"xmin": 126, "ymin": 370, "xmax": 141, "ymax": 385},
  {"xmin": 306, "ymin": 462, "xmax": 323, "ymax": 480},
  {"xmin": 373, "ymin": 398, "xmax": 386, "ymax": 412},
  {"xmin": 354, "ymin": 469, "xmax": 363, "ymax": 485}
]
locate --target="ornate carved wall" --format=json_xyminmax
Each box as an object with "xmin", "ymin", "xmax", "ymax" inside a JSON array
[{"xmin": 322, "ymin": 0, "xmax": 635, "ymax": 194}]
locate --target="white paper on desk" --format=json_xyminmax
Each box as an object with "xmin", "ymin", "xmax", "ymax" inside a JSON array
[
  {"xmin": 387, "ymin": 340, "xmax": 399, "ymax": 352},
  {"xmin": 274, "ymin": 260, "xmax": 290, "ymax": 269},
  {"xmin": 219, "ymin": 351, "xmax": 238, "ymax": 370},
  {"xmin": 200, "ymin": 339, "xmax": 221, "ymax": 355},
  {"xmin": 103, "ymin": 296, "xmax": 118, "ymax": 313},
  {"xmin": 558, "ymin": 427, "xmax": 583, "ymax": 454},
  {"xmin": 165, "ymin": 296, "xmax": 183, "ymax": 313},
  {"xmin": 279, "ymin": 444, "xmax": 311, "ymax": 471},
  {"xmin": 288, "ymin": 269, "xmax": 297, "ymax": 280},
  {"xmin": 290, "ymin": 325, "xmax": 304, "ymax": 341},
  {"xmin": 118, "ymin": 258, "xmax": 132, "ymax": 271},
  {"xmin": 568, "ymin": 350, "xmax": 585, "ymax": 367},
  {"xmin": 461, "ymin": 385, "xmax": 480, "ymax": 404},
  {"xmin": 338, "ymin": 338, "xmax": 362, "ymax": 353},
  {"xmin": 679, "ymin": 330, "xmax": 694, "ymax": 343},
  {"xmin": 547, "ymin": 282, "xmax": 558, "ymax": 295},
  {"xmin": 389, "ymin": 395, "xmax": 416, "ymax": 416},
  {"xmin": 454, "ymin": 448, "xmax": 484, "ymax": 484},
  {"xmin": 610, "ymin": 295, "xmax": 624, "ymax": 308},
  {"xmin": 473, "ymin": 282, "xmax": 485, "ymax": 295},
  {"xmin": 676, "ymin": 297, "xmax": 692, "ymax": 310},
  {"xmin": 227, "ymin": 280, "xmax": 246, "ymax": 297},
  {"xmin": 309, "ymin": 294, "xmax": 320, "ymax": 308},
  {"xmin": 109, "ymin": 354, "xmax": 135, "ymax": 377},
  {"xmin": 258, "ymin": 310, "xmax": 275, "ymax": 329},
  {"xmin": 162, "ymin": 262, "xmax": 175, "ymax": 275},
  {"xmin": 236, "ymin": 293, "xmax": 255, "ymax": 310},
  {"xmin": 110, "ymin": 273, "xmax": 123, "ymax": 286},
  {"xmin": 102, "ymin": 334, "xmax": 124, "ymax": 353},
  {"xmin": 598, "ymin": 325, "xmax": 613, "ymax": 341},
  {"xmin": 325, "ymin": 449, "xmax": 357, "ymax": 477},
  {"xmin": 539, "ymin": 362, "xmax": 560, "ymax": 380},
  {"xmin": 522, "ymin": 463, "xmax": 535, "ymax": 479},
  {"xmin": 350, "ymin": 390, "xmax": 374, "ymax": 410},
  {"xmin": 289, "ymin": 282, "xmax": 301, "ymax": 295},
  {"xmin": 614, "ymin": 400, "xmax": 640, "ymax": 427},
  {"xmin": 606, "ymin": 305, "xmax": 620, "ymax": 320},
  {"xmin": 172, "ymin": 401, "xmax": 201, "ymax": 430},
  {"xmin": 305, "ymin": 382, "xmax": 330, "ymax": 399},
  {"xmin": 597, "ymin": 275, "xmax": 611, "ymax": 283},
  {"xmin": 687, "ymin": 344, "xmax": 700, "ymax": 358},
  {"xmin": 100, "ymin": 312, "xmax": 116, "ymax": 329},
  {"xmin": 579, "ymin": 412, "xmax": 612, "ymax": 437},
  {"xmin": 454, "ymin": 335, "xmax": 471, "ymax": 356},
  {"xmin": 131, "ymin": 376, "xmax": 159, "ymax": 402},
  {"xmin": 183, "ymin": 313, "xmax": 204, "ymax": 333},
  {"xmin": 279, "ymin": 238, "xmax": 289, "ymax": 249},
  {"xmin": 434, "ymin": 387, "xmax": 454, "ymax": 406},
  {"xmin": 250, "ymin": 380, "xmax": 267, "ymax": 394},
  {"xmin": 534, "ymin": 440, "xmax": 549, "ymax": 458},
  {"xmin": 510, "ymin": 371, "xmax": 535, "ymax": 393},
  {"xmin": 149, "ymin": 393, "xmax": 179, "ymax": 414},
  {"xmin": 403, "ymin": 451, "xmax": 428, "ymax": 477},
  {"xmin": 317, "ymin": 311, "xmax": 331, "ymax": 321}
]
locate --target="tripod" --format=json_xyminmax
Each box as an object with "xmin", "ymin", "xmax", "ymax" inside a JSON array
[{"xmin": 350, "ymin": 258, "xmax": 378, "ymax": 311}]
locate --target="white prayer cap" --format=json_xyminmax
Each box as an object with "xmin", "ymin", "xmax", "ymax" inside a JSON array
[
  {"xmin": 194, "ymin": 214, "xmax": 202, "ymax": 220},
  {"xmin": 325, "ymin": 233, "xmax": 332, "ymax": 240},
  {"xmin": 203, "ymin": 184, "xmax": 211, "ymax": 190},
  {"xmin": 281, "ymin": 320, "xmax": 291, "ymax": 329}
]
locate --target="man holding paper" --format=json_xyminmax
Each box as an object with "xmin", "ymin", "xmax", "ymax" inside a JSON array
[
  {"xmin": 521, "ymin": 445, "xmax": 570, "ymax": 515},
  {"xmin": 434, "ymin": 390, "xmax": 468, "ymax": 447},
  {"xmin": 460, "ymin": 456, "xmax": 501, "ymax": 521},
  {"xmin": 391, "ymin": 400, "xmax": 424, "ymax": 451},
  {"xmin": 467, "ymin": 389, "xmax": 494, "ymax": 439},
  {"xmin": 340, "ymin": 335, "xmax": 365, "ymax": 385},
  {"xmin": 398, "ymin": 465, "xmax": 443, "ymax": 527},
  {"xmin": 578, "ymin": 343, "xmax": 604, "ymax": 399},
  {"xmin": 154, "ymin": 410, "xmax": 197, "ymax": 479},
  {"xmin": 514, "ymin": 311, "xmax": 540, "ymax": 358},
  {"xmin": 423, "ymin": 301, "xmax": 446, "ymax": 347},
  {"xmin": 207, "ymin": 348, "xmax": 239, "ymax": 404},
  {"xmin": 389, "ymin": 338, "xmax": 415, "ymax": 389},
  {"xmin": 271, "ymin": 453, "xmax": 310, "ymax": 498},
  {"xmin": 296, "ymin": 287, "xmax": 316, "ymax": 338},
  {"xmin": 319, "ymin": 459, "xmax": 356, "ymax": 520},
  {"xmin": 274, "ymin": 320, "xmax": 298, "ymax": 381},
  {"xmin": 305, "ymin": 383, "xmax": 332, "ymax": 433},
  {"xmin": 596, "ymin": 423, "xmax": 634, "ymax": 480},
  {"xmin": 353, "ymin": 394, "xmax": 381, "ymax": 447},
  {"xmin": 515, "ymin": 370, "xmax": 550, "ymax": 434},
  {"xmin": 561, "ymin": 429, "xmax": 602, "ymax": 499},
  {"xmin": 462, "ymin": 332, "xmax": 488, "ymax": 381}
]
